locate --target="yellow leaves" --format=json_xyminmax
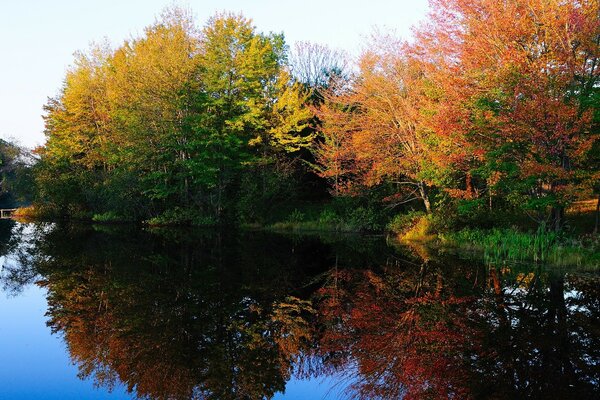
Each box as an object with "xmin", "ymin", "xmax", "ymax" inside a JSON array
[
  {"xmin": 271, "ymin": 296, "xmax": 315, "ymax": 356},
  {"xmin": 516, "ymin": 272, "xmax": 536, "ymax": 289},
  {"xmin": 267, "ymin": 78, "xmax": 314, "ymax": 152}
]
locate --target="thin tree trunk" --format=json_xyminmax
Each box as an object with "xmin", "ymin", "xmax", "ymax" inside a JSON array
[
  {"xmin": 594, "ymin": 193, "xmax": 599, "ymax": 235},
  {"xmin": 549, "ymin": 154, "xmax": 570, "ymax": 232},
  {"xmin": 418, "ymin": 182, "xmax": 431, "ymax": 214},
  {"xmin": 550, "ymin": 205, "xmax": 564, "ymax": 232}
]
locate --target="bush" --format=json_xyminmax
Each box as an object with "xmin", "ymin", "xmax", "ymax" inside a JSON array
[
  {"xmin": 287, "ymin": 209, "xmax": 305, "ymax": 223},
  {"xmin": 346, "ymin": 206, "xmax": 381, "ymax": 231},
  {"xmin": 146, "ymin": 207, "xmax": 216, "ymax": 227},
  {"xmin": 387, "ymin": 211, "xmax": 440, "ymax": 241},
  {"xmin": 13, "ymin": 205, "xmax": 58, "ymax": 220},
  {"xmin": 92, "ymin": 211, "xmax": 130, "ymax": 223},
  {"xmin": 318, "ymin": 209, "xmax": 339, "ymax": 225},
  {"xmin": 387, "ymin": 211, "xmax": 427, "ymax": 235}
]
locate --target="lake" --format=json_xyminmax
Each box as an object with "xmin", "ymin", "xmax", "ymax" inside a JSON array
[{"xmin": 0, "ymin": 220, "xmax": 598, "ymax": 399}]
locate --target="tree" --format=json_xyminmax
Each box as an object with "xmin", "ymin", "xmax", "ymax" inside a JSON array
[
  {"xmin": 37, "ymin": 8, "xmax": 312, "ymax": 223},
  {"xmin": 412, "ymin": 0, "xmax": 600, "ymax": 229},
  {"xmin": 289, "ymin": 41, "xmax": 349, "ymax": 101},
  {"xmin": 314, "ymin": 37, "xmax": 441, "ymax": 212},
  {"xmin": 37, "ymin": 44, "xmax": 113, "ymax": 216},
  {"xmin": 194, "ymin": 13, "xmax": 311, "ymax": 218}
]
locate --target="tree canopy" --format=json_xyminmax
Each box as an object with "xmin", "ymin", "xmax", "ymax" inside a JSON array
[{"xmin": 32, "ymin": 1, "xmax": 599, "ymax": 231}]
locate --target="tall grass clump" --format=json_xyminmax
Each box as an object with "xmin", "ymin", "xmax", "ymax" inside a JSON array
[
  {"xmin": 445, "ymin": 224, "xmax": 599, "ymax": 267},
  {"xmin": 388, "ymin": 211, "xmax": 440, "ymax": 242}
]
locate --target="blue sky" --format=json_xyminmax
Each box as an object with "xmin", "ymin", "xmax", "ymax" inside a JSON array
[{"xmin": 0, "ymin": 0, "xmax": 429, "ymax": 148}]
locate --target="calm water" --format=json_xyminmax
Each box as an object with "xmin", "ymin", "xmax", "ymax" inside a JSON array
[{"xmin": 0, "ymin": 220, "xmax": 598, "ymax": 400}]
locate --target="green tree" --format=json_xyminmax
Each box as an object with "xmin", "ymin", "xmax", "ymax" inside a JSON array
[{"xmin": 37, "ymin": 8, "xmax": 312, "ymax": 224}]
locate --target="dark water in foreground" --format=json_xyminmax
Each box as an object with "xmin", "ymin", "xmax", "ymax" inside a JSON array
[{"xmin": 0, "ymin": 221, "xmax": 598, "ymax": 400}]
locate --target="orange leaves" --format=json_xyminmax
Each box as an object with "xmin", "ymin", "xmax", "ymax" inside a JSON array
[
  {"xmin": 404, "ymin": 0, "xmax": 600, "ymax": 210},
  {"xmin": 314, "ymin": 39, "xmax": 440, "ymax": 207},
  {"xmin": 314, "ymin": 266, "xmax": 477, "ymax": 400}
]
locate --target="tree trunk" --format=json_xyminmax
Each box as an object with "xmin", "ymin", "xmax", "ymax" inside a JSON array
[
  {"xmin": 550, "ymin": 205, "xmax": 564, "ymax": 232},
  {"xmin": 594, "ymin": 193, "xmax": 599, "ymax": 235},
  {"xmin": 418, "ymin": 182, "xmax": 431, "ymax": 214},
  {"xmin": 549, "ymin": 154, "xmax": 570, "ymax": 232}
]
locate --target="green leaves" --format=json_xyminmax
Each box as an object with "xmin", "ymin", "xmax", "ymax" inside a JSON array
[{"xmin": 38, "ymin": 8, "xmax": 313, "ymax": 222}]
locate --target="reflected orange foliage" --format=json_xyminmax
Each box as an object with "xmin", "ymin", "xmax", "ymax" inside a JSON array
[{"xmin": 312, "ymin": 266, "xmax": 478, "ymax": 399}]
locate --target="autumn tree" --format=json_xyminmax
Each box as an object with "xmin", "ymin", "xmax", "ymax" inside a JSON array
[
  {"xmin": 37, "ymin": 8, "xmax": 311, "ymax": 223},
  {"xmin": 194, "ymin": 13, "xmax": 311, "ymax": 219},
  {"xmin": 37, "ymin": 44, "xmax": 113, "ymax": 216},
  {"xmin": 315, "ymin": 37, "xmax": 440, "ymax": 212},
  {"xmin": 106, "ymin": 8, "xmax": 201, "ymax": 216},
  {"xmin": 412, "ymin": 0, "xmax": 600, "ymax": 228}
]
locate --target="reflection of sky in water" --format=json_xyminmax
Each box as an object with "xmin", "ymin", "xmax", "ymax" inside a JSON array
[
  {"xmin": 0, "ymin": 284, "xmax": 131, "ymax": 399},
  {"xmin": 0, "ymin": 284, "xmax": 345, "ymax": 399}
]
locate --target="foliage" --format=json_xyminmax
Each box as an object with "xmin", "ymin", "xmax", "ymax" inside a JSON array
[
  {"xmin": 0, "ymin": 139, "xmax": 35, "ymax": 207},
  {"xmin": 313, "ymin": 41, "xmax": 437, "ymax": 212},
  {"xmin": 269, "ymin": 198, "xmax": 385, "ymax": 232},
  {"xmin": 145, "ymin": 207, "xmax": 216, "ymax": 227},
  {"xmin": 91, "ymin": 211, "xmax": 131, "ymax": 223},
  {"xmin": 29, "ymin": 0, "xmax": 600, "ymax": 235},
  {"xmin": 313, "ymin": 0, "xmax": 599, "ymax": 230},
  {"xmin": 387, "ymin": 211, "xmax": 427, "ymax": 235},
  {"xmin": 412, "ymin": 0, "xmax": 600, "ymax": 229},
  {"xmin": 36, "ymin": 8, "xmax": 312, "ymax": 224}
]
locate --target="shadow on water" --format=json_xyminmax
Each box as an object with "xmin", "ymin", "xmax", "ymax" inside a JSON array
[{"xmin": 1, "ymin": 222, "xmax": 599, "ymax": 399}]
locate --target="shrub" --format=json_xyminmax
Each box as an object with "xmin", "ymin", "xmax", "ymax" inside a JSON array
[
  {"xmin": 13, "ymin": 205, "xmax": 58, "ymax": 220},
  {"xmin": 287, "ymin": 209, "xmax": 305, "ymax": 223},
  {"xmin": 342, "ymin": 206, "xmax": 379, "ymax": 231},
  {"xmin": 146, "ymin": 207, "xmax": 216, "ymax": 227},
  {"xmin": 318, "ymin": 209, "xmax": 339, "ymax": 225},
  {"xmin": 92, "ymin": 211, "xmax": 129, "ymax": 223},
  {"xmin": 387, "ymin": 211, "xmax": 427, "ymax": 235}
]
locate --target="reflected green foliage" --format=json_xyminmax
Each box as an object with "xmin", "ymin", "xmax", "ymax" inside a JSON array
[{"xmin": 28, "ymin": 226, "xmax": 329, "ymax": 399}]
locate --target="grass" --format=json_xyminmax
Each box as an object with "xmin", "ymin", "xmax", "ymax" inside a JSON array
[
  {"xmin": 387, "ymin": 211, "xmax": 437, "ymax": 241},
  {"xmin": 265, "ymin": 204, "xmax": 383, "ymax": 233},
  {"xmin": 144, "ymin": 207, "xmax": 216, "ymax": 227},
  {"xmin": 92, "ymin": 211, "xmax": 134, "ymax": 223},
  {"xmin": 442, "ymin": 225, "xmax": 600, "ymax": 268},
  {"xmin": 268, "ymin": 219, "xmax": 364, "ymax": 232}
]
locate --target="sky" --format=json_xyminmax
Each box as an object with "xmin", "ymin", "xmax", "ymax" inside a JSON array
[{"xmin": 0, "ymin": 0, "xmax": 430, "ymax": 148}]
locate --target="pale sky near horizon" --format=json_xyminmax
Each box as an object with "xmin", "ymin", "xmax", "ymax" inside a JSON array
[{"xmin": 0, "ymin": 0, "xmax": 430, "ymax": 148}]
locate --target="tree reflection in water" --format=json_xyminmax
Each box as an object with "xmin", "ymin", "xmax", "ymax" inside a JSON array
[
  {"xmin": 310, "ymin": 252, "xmax": 600, "ymax": 399},
  {"xmin": 2, "ymin": 222, "xmax": 599, "ymax": 399}
]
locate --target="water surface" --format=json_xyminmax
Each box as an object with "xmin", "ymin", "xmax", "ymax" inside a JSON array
[{"xmin": 1, "ymin": 221, "xmax": 598, "ymax": 399}]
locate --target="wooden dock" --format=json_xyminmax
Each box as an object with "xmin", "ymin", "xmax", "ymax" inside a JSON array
[{"xmin": 0, "ymin": 208, "xmax": 17, "ymax": 219}]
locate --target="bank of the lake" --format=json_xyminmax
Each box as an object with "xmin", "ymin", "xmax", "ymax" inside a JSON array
[{"xmin": 14, "ymin": 198, "xmax": 600, "ymax": 270}]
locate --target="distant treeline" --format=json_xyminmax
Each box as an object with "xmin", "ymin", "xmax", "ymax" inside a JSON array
[
  {"xmin": 0, "ymin": 139, "xmax": 34, "ymax": 208},
  {"xmin": 29, "ymin": 0, "xmax": 599, "ymax": 230}
]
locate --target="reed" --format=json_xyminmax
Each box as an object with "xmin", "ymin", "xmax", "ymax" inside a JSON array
[{"xmin": 444, "ymin": 225, "xmax": 599, "ymax": 267}]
